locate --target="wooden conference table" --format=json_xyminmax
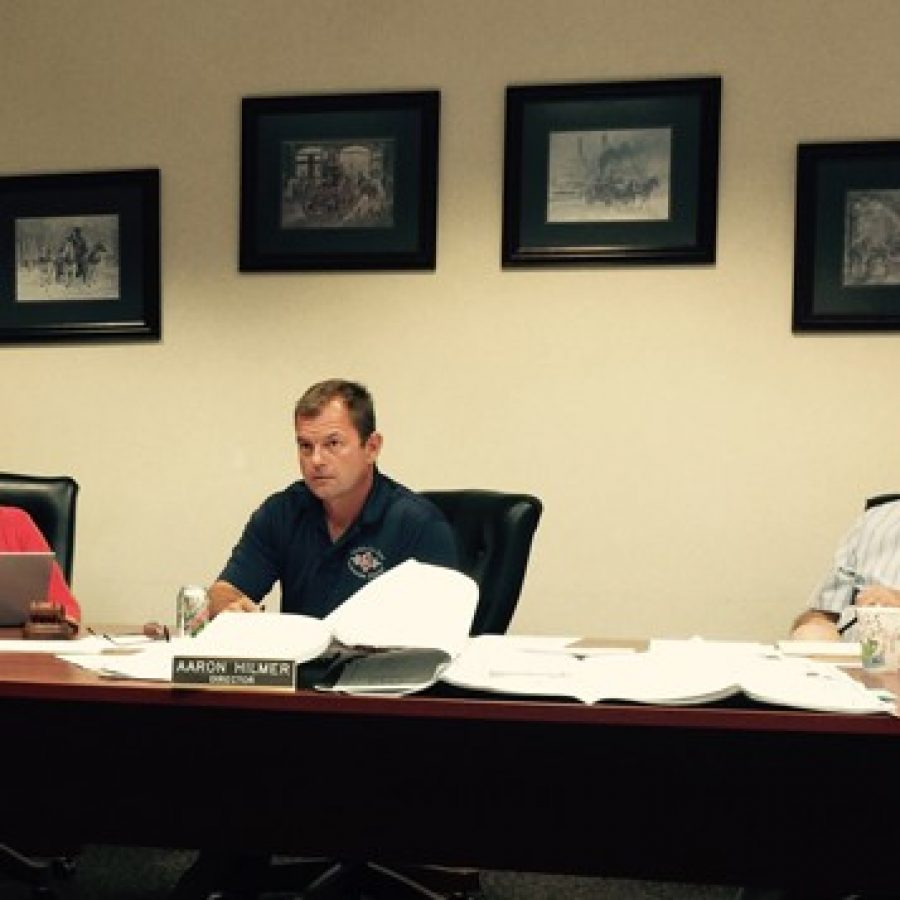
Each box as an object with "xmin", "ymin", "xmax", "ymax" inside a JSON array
[{"xmin": 1, "ymin": 632, "xmax": 899, "ymax": 893}]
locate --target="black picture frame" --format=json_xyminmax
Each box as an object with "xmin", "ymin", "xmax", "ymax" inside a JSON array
[
  {"xmin": 240, "ymin": 90, "xmax": 439, "ymax": 272},
  {"xmin": 793, "ymin": 141, "xmax": 900, "ymax": 332},
  {"xmin": 0, "ymin": 169, "xmax": 160, "ymax": 344},
  {"xmin": 502, "ymin": 77, "xmax": 721, "ymax": 267}
]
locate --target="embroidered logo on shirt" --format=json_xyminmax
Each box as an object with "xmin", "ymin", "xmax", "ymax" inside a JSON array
[{"xmin": 347, "ymin": 546, "xmax": 386, "ymax": 580}]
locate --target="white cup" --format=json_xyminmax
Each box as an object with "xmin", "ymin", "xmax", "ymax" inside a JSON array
[{"xmin": 855, "ymin": 606, "xmax": 900, "ymax": 670}]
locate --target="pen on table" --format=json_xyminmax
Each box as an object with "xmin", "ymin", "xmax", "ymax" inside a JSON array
[
  {"xmin": 85, "ymin": 626, "xmax": 149, "ymax": 654},
  {"xmin": 835, "ymin": 566, "xmax": 879, "ymax": 634},
  {"xmin": 86, "ymin": 626, "xmax": 122, "ymax": 645}
]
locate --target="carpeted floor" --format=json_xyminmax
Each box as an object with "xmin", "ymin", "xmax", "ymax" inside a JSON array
[
  {"xmin": 481, "ymin": 871, "xmax": 737, "ymax": 899},
  {"xmin": 0, "ymin": 846, "xmax": 741, "ymax": 899}
]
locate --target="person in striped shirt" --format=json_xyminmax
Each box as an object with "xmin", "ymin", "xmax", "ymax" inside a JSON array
[{"xmin": 791, "ymin": 500, "xmax": 900, "ymax": 640}]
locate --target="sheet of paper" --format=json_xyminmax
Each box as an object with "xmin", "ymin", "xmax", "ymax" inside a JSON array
[
  {"xmin": 445, "ymin": 636, "xmax": 714, "ymax": 705},
  {"xmin": 60, "ymin": 640, "xmax": 181, "ymax": 681},
  {"xmin": 95, "ymin": 633, "xmax": 156, "ymax": 647},
  {"xmin": 442, "ymin": 635, "xmax": 895, "ymax": 714},
  {"xmin": 737, "ymin": 655, "xmax": 892, "ymax": 715},
  {"xmin": 191, "ymin": 610, "xmax": 331, "ymax": 660},
  {"xmin": 649, "ymin": 637, "xmax": 777, "ymax": 657},
  {"xmin": 580, "ymin": 652, "xmax": 741, "ymax": 705},
  {"xmin": 481, "ymin": 635, "xmax": 638, "ymax": 657},
  {"xmin": 776, "ymin": 640, "xmax": 861, "ymax": 658},
  {"xmin": 444, "ymin": 636, "xmax": 585, "ymax": 699},
  {"xmin": 59, "ymin": 612, "xmax": 332, "ymax": 681},
  {"xmin": 325, "ymin": 559, "xmax": 477, "ymax": 655},
  {"xmin": 0, "ymin": 635, "xmax": 110, "ymax": 654}
]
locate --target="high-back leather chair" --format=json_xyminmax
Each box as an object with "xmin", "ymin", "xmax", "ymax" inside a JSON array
[
  {"xmin": 0, "ymin": 472, "xmax": 79, "ymax": 897},
  {"xmin": 255, "ymin": 489, "xmax": 543, "ymax": 900},
  {"xmin": 421, "ymin": 489, "xmax": 543, "ymax": 635},
  {"xmin": 0, "ymin": 472, "xmax": 79, "ymax": 582}
]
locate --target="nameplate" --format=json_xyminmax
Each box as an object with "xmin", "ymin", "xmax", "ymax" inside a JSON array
[{"xmin": 172, "ymin": 656, "xmax": 297, "ymax": 689}]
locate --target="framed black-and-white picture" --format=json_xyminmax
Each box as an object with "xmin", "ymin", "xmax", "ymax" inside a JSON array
[
  {"xmin": 793, "ymin": 141, "xmax": 900, "ymax": 332},
  {"xmin": 502, "ymin": 77, "xmax": 721, "ymax": 266},
  {"xmin": 240, "ymin": 91, "xmax": 439, "ymax": 271},
  {"xmin": 0, "ymin": 169, "xmax": 160, "ymax": 344}
]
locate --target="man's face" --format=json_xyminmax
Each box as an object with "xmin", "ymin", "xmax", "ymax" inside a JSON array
[{"xmin": 295, "ymin": 398, "xmax": 381, "ymax": 504}]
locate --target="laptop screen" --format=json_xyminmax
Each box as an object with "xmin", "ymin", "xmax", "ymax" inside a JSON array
[{"xmin": 0, "ymin": 552, "xmax": 54, "ymax": 626}]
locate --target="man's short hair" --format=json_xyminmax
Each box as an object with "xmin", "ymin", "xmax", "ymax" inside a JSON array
[{"xmin": 293, "ymin": 379, "xmax": 376, "ymax": 442}]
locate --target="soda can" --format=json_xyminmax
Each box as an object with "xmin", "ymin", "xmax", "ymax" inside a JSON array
[{"xmin": 176, "ymin": 584, "xmax": 208, "ymax": 638}]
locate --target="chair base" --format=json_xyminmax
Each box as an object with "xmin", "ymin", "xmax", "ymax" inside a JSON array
[
  {"xmin": 266, "ymin": 858, "xmax": 482, "ymax": 899},
  {"xmin": 0, "ymin": 843, "xmax": 75, "ymax": 898}
]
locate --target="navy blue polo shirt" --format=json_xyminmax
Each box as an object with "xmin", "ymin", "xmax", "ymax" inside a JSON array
[{"xmin": 218, "ymin": 472, "xmax": 459, "ymax": 617}]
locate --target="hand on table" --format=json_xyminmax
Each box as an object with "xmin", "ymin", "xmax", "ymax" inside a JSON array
[
  {"xmin": 855, "ymin": 585, "xmax": 900, "ymax": 607},
  {"xmin": 791, "ymin": 615, "xmax": 840, "ymax": 641},
  {"xmin": 206, "ymin": 581, "xmax": 262, "ymax": 618},
  {"xmin": 221, "ymin": 596, "xmax": 260, "ymax": 614}
]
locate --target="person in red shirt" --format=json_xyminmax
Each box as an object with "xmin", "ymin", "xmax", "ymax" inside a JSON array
[{"xmin": 0, "ymin": 506, "xmax": 80, "ymax": 622}]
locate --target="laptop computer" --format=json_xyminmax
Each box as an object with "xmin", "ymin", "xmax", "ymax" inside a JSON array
[{"xmin": 0, "ymin": 552, "xmax": 54, "ymax": 626}]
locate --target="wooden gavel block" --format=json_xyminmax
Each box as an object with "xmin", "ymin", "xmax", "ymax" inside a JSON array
[{"xmin": 22, "ymin": 601, "xmax": 78, "ymax": 640}]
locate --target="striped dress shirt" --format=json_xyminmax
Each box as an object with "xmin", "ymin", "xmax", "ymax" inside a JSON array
[{"xmin": 810, "ymin": 500, "xmax": 900, "ymax": 633}]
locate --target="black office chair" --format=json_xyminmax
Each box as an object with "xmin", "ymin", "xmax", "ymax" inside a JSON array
[
  {"xmin": 0, "ymin": 472, "xmax": 79, "ymax": 583},
  {"xmin": 0, "ymin": 472, "xmax": 79, "ymax": 898},
  {"xmin": 260, "ymin": 489, "xmax": 544, "ymax": 900},
  {"xmin": 422, "ymin": 489, "xmax": 543, "ymax": 636}
]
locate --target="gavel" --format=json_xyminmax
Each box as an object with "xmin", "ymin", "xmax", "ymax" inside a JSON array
[{"xmin": 22, "ymin": 601, "xmax": 78, "ymax": 640}]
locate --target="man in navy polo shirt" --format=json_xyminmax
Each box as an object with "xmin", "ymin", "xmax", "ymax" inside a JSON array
[
  {"xmin": 207, "ymin": 378, "xmax": 458, "ymax": 620},
  {"xmin": 170, "ymin": 379, "xmax": 459, "ymax": 900}
]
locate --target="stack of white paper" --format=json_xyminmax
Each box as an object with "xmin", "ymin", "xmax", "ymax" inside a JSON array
[
  {"xmin": 442, "ymin": 636, "xmax": 894, "ymax": 714},
  {"xmin": 60, "ymin": 612, "xmax": 333, "ymax": 681},
  {"xmin": 325, "ymin": 559, "xmax": 478, "ymax": 655},
  {"xmin": 60, "ymin": 560, "xmax": 478, "ymax": 682}
]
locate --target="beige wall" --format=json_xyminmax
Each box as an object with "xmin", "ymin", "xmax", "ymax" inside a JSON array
[{"xmin": 3, "ymin": 0, "xmax": 899, "ymax": 639}]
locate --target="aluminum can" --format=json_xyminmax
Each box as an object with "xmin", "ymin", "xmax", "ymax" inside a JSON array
[{"xmin": 176, "ymin": 584, "xmax": 208, "ymax": 638}]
